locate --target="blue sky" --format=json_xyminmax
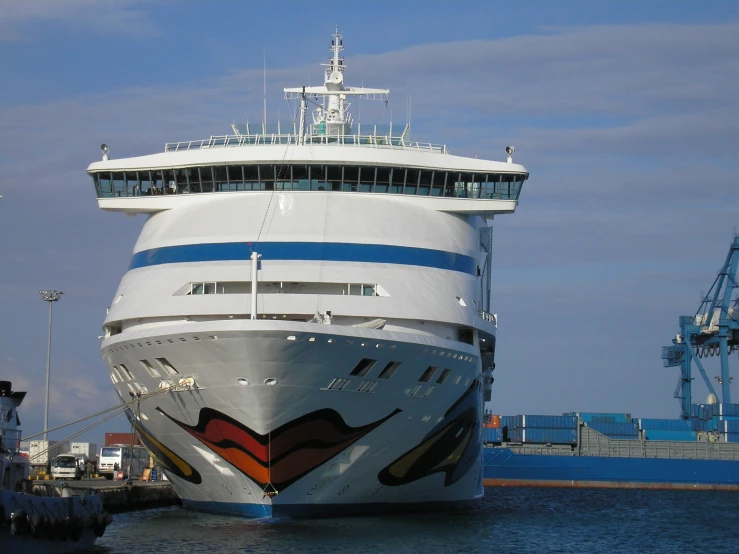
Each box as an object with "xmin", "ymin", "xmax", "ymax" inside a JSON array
[{"xmin": 0, "ymin": 1, "xmax": 737, "ymax": 446}]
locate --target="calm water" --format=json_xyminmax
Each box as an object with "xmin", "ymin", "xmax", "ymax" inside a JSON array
[{"xmin": 95, "ymin": 488, "xmax": 739, "ymax": 553}]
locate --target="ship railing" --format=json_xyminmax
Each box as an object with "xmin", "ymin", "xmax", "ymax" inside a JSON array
[
  {"xmin": 478, "ymin": 310, "xmax": 497, "ymax": 326},
  {"xmin": 165, "ymin": 134, "xmax": 448, "ymax": 154}
]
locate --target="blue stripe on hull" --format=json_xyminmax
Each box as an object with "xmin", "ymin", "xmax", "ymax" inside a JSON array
[
  {"xmin": 129, "ymin": 242, "xmax": 477, "ymax": 275},
  {"xmin": 483, "ymin": 448, "xmax": 739, "ymax": 487},
  {"xmin": 181, "ymin": 497, "xmax": 482, "ymax": 519}
]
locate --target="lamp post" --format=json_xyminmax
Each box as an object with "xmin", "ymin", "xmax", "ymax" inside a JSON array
[{"xmin": 39, "ymin": 290, "xmax": 63, "ymax": 441}]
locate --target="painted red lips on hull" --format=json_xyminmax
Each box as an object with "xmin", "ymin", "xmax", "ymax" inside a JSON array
[{"xmin": 158, "ymin": 406, "xmax": 401, "ymax": 491}]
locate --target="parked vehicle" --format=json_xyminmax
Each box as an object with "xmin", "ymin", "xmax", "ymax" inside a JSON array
[
  {"xmin": 98, "ymin": 445, "xmax": 148, "ymax": 479},
  {"xmin": 50, "ymin": 453, "xmax": 88, "ymax": 480}
]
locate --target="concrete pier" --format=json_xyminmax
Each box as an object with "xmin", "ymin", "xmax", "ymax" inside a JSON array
[{"xmin": 29, "ymin": 480, "xmax": 180, "ymax": 513}]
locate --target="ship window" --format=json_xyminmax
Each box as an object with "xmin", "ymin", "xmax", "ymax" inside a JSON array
[
  {"xmin": 243, "ymin": 165, "xmax": 260, "ymax": 190},
  {"xmin": 423, "ymin": 386, "xmax": 434, "ymax": 398},
  {"xmin": 119, "ymin": 364, "xmax": 134, "ymax": 380},
  {"xmin": 139, "ymin": 360, "xmax": 161, "ymax": 378},
  {"xmin": 338, "ymin": 379, "xmax": 351, "ymax": 391},
  {"xmin": 418, "ymin": 170, "xmax": 433, "ymax": 196},
  {"xmin": 125, "ymin": 171, "xmax": 139, "ymax": 196},
  {"xmin": 367, "ymin": 382, "xmax": 379, "ymax": 392},
  {"xmin": 404, "ymin": 169, "xmax": 419, "ymax": 195},
  {"xmin": 275, "ymin": 165, "xmax": 293, "ymax": 190},
  {"xmin": 359, "ymin": 167, "xmax": 375, "ymax": 192},
  {"xmin": 375, "ymin": 167, "xmax": 391, "ymax": 193},
  {"xmin": 110, "ymin": 373, "xmax": 118, "ymax": 384},
  {"xmin": 419, "ymin": 366, "xmax": 437, "ymax": 382},
  {"xmin": 325, "ymin": 166, "xmax": 341, "ymax": 190},
  {"xmin": 342, "ymin": 166, "xmax": 359, "ymax": 191},
  {"xmin": 97, "ymin": 172, "xmax": 112, "ymax": 197},
  {"xmin": 350, "ymin": 358, "xmax": 376, "ymax": 377},
  {"xmin": 436, "ymin": 368, "xmax": 452, "ymax": 384},
  {"xmin": 409, "ymin": 384, "xmax": 422, "ymax": 396},
  {"xmin": 378, "ymin": 361, "xmax": 401, "ymax": 379},
  {"xmin": 111, "ymin": 172, "xmax": 126, "ymax": 197},
  {"xmin": 213, "ymin": 166, "xmax": 228, "ymax": 191},
  {"xmin": 199, "ymin": 167, "xmax": 214, "ymax": 193},
  {"xmin": 260, "ymin": 165, "xmax": 275, "ymax": 190},
  {"xmin": 155, "ymin": 357, "xmax": 179, "ymax": 375}
]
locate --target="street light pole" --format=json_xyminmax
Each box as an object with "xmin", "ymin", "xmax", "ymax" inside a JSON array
[{"xmin": 39, "ymin": 290, "xmax": 63, "ymax": 442}]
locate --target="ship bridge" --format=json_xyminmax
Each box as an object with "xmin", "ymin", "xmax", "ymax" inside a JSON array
[{"xmin": 87, "ymin": 27, "xmax": 528, "ymax": 218}]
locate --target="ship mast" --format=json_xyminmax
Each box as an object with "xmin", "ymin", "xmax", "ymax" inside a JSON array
[{"xmin": 285, "ymin": 27, "xmax": 389, "ymax": 142}]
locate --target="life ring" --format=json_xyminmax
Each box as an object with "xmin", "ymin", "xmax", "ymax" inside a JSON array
[{"xmin": 10, "ymin": 510, "xmax": 28, "ymax": 536}]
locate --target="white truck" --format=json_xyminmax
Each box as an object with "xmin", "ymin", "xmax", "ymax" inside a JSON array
[{"xmin": 50, "ymin": 452, "xmax": 88, "ymax": 480}]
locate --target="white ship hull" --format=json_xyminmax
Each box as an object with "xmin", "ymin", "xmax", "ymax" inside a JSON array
[{"xmin": 103, "ymin": 321, "xmax": 484, "ymax": 517}]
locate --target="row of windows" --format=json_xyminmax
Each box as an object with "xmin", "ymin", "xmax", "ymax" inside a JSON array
[
  {"xmin": 92, "ymin": 165, "xmax": 527, "ymax": 200},
  {"xmin": 349, "ymin": 358, "xmax": 456, "ymax": 384},
  {"xmin": 186, "ymin": 281, "xmax": 382, "ymax": 297},
  {"xmin": 110, "ymin": 358, "xmax": 178, "ymax": 385}
]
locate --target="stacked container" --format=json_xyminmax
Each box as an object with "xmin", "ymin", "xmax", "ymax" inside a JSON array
[
  {"xmin": 504, "ymin": 414, "xmax": 578, "ymax": 444},
  {"xmin": 637, "ymin": 418, "xmax": 696, "ymax": 441},
  {"xmin": 566, "ymin": 412, "xmax": 632, "ymax": 424},
  {"xmin": 720, "ymin": 420, "xmax": 739, "ymax": 443},
  {"xmin": 483, "ymin": 414, "xmax": 503, "ymax": 443},
  {"xmin": 586, "ymin": 421, "xmax": 639, "ymax": 440}
]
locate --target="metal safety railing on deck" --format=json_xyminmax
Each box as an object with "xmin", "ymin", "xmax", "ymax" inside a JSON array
[{"xmin": 165, "ymin": 133, "xmax": 447, "ymax": 154}]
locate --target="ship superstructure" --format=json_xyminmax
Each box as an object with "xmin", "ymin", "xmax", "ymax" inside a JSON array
[{"xmin": 87, "ymin": 30, "xmax": 528, "ymax": 518}]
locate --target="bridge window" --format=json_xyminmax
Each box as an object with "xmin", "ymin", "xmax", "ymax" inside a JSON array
[
  {"xmin": 375, "ymin": 167, "xmax": 391, "ymax": 193},
  {"xmin": 92, "ymin": 165, "xmax": 527, "ymax": 201}
]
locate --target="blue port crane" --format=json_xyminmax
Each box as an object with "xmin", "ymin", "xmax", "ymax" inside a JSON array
[{"xmin": 662, "ymin": 235, "xmax": 739, "ymax": 419}]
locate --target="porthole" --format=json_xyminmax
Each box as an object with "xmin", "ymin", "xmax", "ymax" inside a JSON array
[
  {"xmin": 237, "ymin": 378, "xmax": 250, "ymax": 386},
  {"xmin": 264, "ymin": 378, "xmax": 278, "ymax": 386}
]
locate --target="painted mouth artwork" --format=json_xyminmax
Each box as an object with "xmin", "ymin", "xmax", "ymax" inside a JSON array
[
  {"xmin": 378, "ymin": 380, "xmax": 482, "ymax": 487},
  {"xmin": 158, "ymin": 406, "xmax": 401, "ymax": 491},
  {"xmin": 133, "ymin": 421, "xmax": 202, "ymax": 484}
]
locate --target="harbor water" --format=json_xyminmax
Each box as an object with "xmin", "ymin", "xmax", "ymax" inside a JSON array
[{"xmin": 95, "ymin": 488, "xmax": 739, "ymax": 553}]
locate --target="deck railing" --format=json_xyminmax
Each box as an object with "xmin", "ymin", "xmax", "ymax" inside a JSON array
[{"xmin": 165, "ymin": 134, "xmax": 448, "ymax": 154}]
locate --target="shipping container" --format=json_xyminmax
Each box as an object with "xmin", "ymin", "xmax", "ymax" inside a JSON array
[
  {"xmin": 719, "ymin": 420, "xmax": 739, "ymax": 434},
  {"xmin": 104, "ymin": 432, "xmax": 142, "ymax": 447},
  {"xmin": 514, "ymin": 428, "xmax": 577, "ymax": 445},
  {"xmin": 644, "ymin": 429, "xmax": 697, "ymax": 441},
  {"xmin": 71, "ymin": 442, "xmax": 98, "ymax": 459},
  {"xmin": 485, "ymin": 427, "xmax": 503, "ymax": 443},
  {"xmin": 501, "ymin": 415, "xmax": 517, "ymax": 431},
  {"xmin": 718, "ymin": 404, "xmax": 739, "ymax": 417},
  {"xmin": 587, "ymin": 421, "xmax": 638, "ymax": 437},
  {"xmin": 566, "ymin": 412, "xmax": 632, "ymax": 424},
  {"xmin": 28, "ymin": 440, "xmax": 70, "ymax": 466},
  {"xmin": 505, "ymin": 415, "xmax": 577, "ymax": 430},
  {"xmin": 637, "ymin": 419, "xmax": 693, "ymax": 432},
  {"xmin": 483, "ymin": 415, "xmax": 501, "ymax": 429}
]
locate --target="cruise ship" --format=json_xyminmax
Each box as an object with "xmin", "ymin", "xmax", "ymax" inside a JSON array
[{"xmin": 87, "ymin": 30, "xmax": 528, "ymax": 518}]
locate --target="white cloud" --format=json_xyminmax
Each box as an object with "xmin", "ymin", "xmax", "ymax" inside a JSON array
[{"xmin": 0, "ymin": 0, "xmax": 157, "ymax": 41}]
